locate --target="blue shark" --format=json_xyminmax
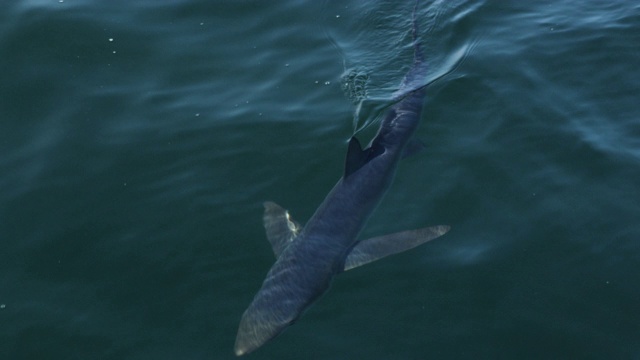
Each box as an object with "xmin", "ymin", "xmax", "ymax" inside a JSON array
[{"xmin": 234, "ymin": 4, "xmax": 449, "ymax": 356}]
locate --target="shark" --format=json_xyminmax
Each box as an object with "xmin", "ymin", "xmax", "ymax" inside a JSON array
[{"xmin": 234, "ymin": 3, "xmax": 450, "ymax": 356}]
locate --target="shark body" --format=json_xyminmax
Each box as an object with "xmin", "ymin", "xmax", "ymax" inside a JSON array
[{"xmin": 234, "ymin": 4, "xmax": 449, "ymax": 356}]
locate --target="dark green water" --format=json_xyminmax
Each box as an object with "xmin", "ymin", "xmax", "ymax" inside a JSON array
[{"xmin": 1, "ymin": 1, "xmax": 639, "ymax": 359}]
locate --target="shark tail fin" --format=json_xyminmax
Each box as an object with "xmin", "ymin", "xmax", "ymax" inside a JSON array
[
  {"xmin": 342, "ymin": 225, "xmax": 450, "ymax": 271},
  {"xmin": 262, "ymin": 201, "xmax": 301, "ymax": 258}
]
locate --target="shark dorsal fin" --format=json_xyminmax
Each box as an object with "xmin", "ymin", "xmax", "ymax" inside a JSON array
[
  {"xmin": 346, "ymin": 136, "xmax": 386, "ymax": 178},
  {"xmin": 344, "ymin": 136, "xmax": 386, "ymax": 178},
  {"xmin": 344, "ymin": 137, "xmax": 366, "ymax": 178},
  {"xmin": 262, "ymin": 201, "xmax": 301, "ymax": 258}
]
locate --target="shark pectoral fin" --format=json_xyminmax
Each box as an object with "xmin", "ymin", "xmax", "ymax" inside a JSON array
[
  {"xmin": 402, "ymin": 138, "xmax": 426, "ymax": 159},
  {"xmin": 263, "ymin": 201, "xmax": 301, "ymax": 258},
  {"xmin": 342, "ymin": 225, "xmax": 450, "ymax": 271}
]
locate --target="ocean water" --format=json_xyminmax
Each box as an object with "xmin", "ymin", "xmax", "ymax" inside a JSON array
[{"xmin": 1, "ymin": 0, "xmax": 639, "ymax": 359}]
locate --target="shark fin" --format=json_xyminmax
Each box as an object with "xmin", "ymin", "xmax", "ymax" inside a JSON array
[
  {"xmin": 402, "ymin": 138, "xmax": 426, "ymax": 159},
  {"xmin": 344, "ymin": 137, "xmax": 367, "ymax": 178},
  {"xmin": 262, "ymin": 201, "xmax": 301, "ymax": 258},
  {"xmin": 344, "ymin": 137, "xmax": 385, "ymax": 178},
  {"xmin": 342, "ymin": 225, "xmax": 450, "ymax": 271}
]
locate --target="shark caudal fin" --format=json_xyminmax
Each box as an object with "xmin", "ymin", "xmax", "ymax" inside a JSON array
[
  {"xmin": 262, "ymin": 201, "xmax": 301, "ymax": 258},
  {"xmin": 342, "ymin": 225, "xmax": 450, "ymax": 271}
]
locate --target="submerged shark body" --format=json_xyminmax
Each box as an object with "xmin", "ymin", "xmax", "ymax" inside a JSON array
[{"xmin": 234, "ymin": 4, "xmax": 449, "ymax": 356}]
